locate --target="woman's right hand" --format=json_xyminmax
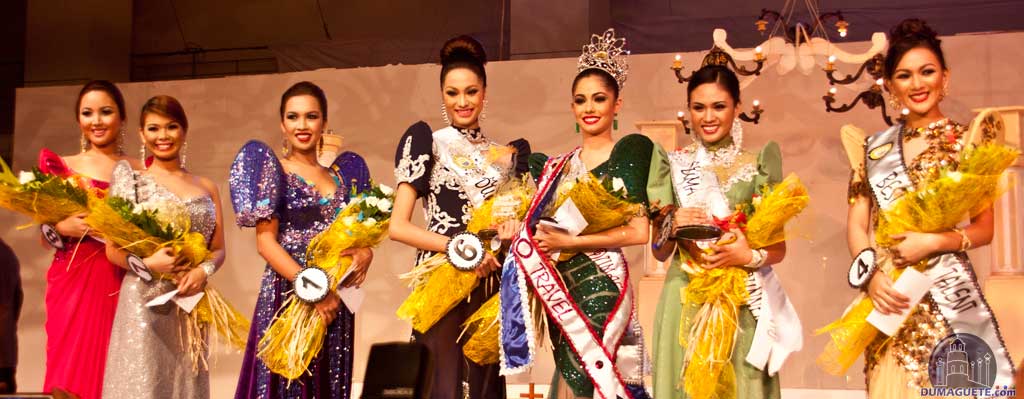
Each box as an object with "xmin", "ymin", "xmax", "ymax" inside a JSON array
[
  {"xmin": 314, "ymin": 291, "xmax": 342, "ymax": 325},
  {"xmin": 673, "ymin": 207, "xmax": 709, "ymax": 228},
  {"xmin": 55, "ymin": 212, "xmax": 90, "ymax": 238},
  {"xmin": 144, "ymin": 248, "xmax": 186, "ymax": 274},
  {"xmin": 867, "ymin": 272, "xmax": 911, "ymax": 315}
]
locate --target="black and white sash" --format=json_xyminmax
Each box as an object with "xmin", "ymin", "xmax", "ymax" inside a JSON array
[{"xmin": 865, "ymin": 124, "xmax": 1016, "ymax": 387}]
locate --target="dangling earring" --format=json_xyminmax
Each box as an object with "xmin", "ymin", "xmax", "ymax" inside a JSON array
[
  {"xmin": 80, "ymin": 135, "xmax": 88, "ymax": 154},
  {"xmin": 441, "ymin": 103, "xmax": 451, "ymax": 126},
  {"xmin": 480, "ymin": 100, "xmax": 488, "ymax": 121},
  {"xmin": 941, "ymin": 83, "xmax": 949, "ymax": 101},
  {"xmin": 281, "ymin": 139, "xmax": 291, "ymax": 157},
  {"xmin": 731, "ymin": 118, "xmax": 743, "ymax": 149},
  {"xmin": 888, "ymin": 93, "xmax": 902, "ymax": 111},
  {"xmin": 613, "ymin": 118, "xmax": 619, "ymax": 130},
  {"xmin": 180, "ymin": 141, "xmax": 188, "ymax": 168},
  {"xmin": 317, "ymin": 136, "xmax": 324, "ymax": 159},
  {"xmin": 139, "ymin": 144, "xmax": 146, "ymax": 164},
  {"xmin": 575, "ymin": 122, "xmax": 580, "ymax": 134},
  {"xmin": 117, "ymin": 127, "xmax": 126, "ymax": 156}
]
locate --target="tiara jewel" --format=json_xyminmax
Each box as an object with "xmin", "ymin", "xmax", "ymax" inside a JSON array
[{"xmin": 577, "ymin": 28, "xmax": 630, "ymax": 89}]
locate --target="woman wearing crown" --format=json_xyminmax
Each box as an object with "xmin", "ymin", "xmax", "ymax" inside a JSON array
[
  {"xmin": 819, "ymin": 18, "xmax": 1016, "ymax": 398},
  {"xmin": 498, "ymin": 28, "xmax": 653, "ymax": 399},
  {"xmin": 648, "ymin": 61, "xmax": 807, "ymax": 399}
]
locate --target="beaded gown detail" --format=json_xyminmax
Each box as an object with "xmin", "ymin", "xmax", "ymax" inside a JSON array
[
  {"xmin": 231, "ymin": 140, "xmax": 370, "ymax": 399},
  {"xmin": 101, "ymin": 161, "xmax": 216, "ymax": 399}
]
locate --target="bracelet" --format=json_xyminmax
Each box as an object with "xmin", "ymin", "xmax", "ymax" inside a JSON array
[
  {"xmin": 742, "ymin": 248, "xmax": 768, "ymax": 269},
  {"xmin": 954, "ymin": 228, "xmax": 971, "ymax": 252},
  {"xmin": 198, "ymin": 260, "xmax": 218, "ymax": 277}
]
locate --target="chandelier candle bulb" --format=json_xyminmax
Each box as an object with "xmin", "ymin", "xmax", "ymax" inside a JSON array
[
  {"xmin": 825, "ymin": 55, "xmax": 836, "ymax": 71},
  {"xmin": 874, "ymin": 78, "xmax": 884, "ymax": 87},
  {"xmin": 754, "ymin": 46, "xmax": 765, "ymax": 61},
  {"xmin": 672, "ymin": 54, "xmax": 682, "ymax": 69},
  {"xmin": 753, "ymin": 100, "xmax": 761, "ymax": 110}
]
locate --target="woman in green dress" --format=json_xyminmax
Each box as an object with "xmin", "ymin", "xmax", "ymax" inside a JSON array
[
  {"xmin": 648, "ymin": 65, "xmax": 799, "ymax": 399},
  {"xmin": 498, "ymin": 28, "xmax": 653, "ymax": 399}
]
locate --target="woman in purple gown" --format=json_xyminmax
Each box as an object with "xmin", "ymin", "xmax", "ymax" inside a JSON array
[{"xmin": 231, "ymin": 81, "xmax": 373, "ymax": 399}]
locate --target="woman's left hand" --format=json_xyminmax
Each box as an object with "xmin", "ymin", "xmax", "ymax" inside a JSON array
[
  {"xmin": 702, "ymin": 229, "xmax": 753, "ymax": 270},
  {"xmin": 177, "ymin": 267, "xmax": 208, "ymax": 296},
  {"xmin": 340, "ymin": 247, "xmax": 374, "ymax": 288},
  {"xmin": 890, "ymin": 232, "xmax": 940, "ymax": 267},
  {"xmin": 534, "ymin": 224, "xmax": 576, "ymax": 254}
]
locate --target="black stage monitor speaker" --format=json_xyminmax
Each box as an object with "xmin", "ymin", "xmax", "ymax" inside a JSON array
[{"xmin": 361, "ymin": 341, "xmax": 433, "ymax": 399}]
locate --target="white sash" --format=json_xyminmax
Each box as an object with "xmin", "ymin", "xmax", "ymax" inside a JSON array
[
  {"xmin": 865, "ymin": 124, "xmax": 1016, "ymax": 387},
  {"xmin": 667, "ymin": 147, "xmax": 803, "ymax": 375},
  {"xmin": 432, "ymin": 126, "xmax": 507, "ymax": 207}
]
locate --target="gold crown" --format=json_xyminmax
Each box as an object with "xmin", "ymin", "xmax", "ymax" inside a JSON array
[{"xmin": 578, "ymin": 28, "xmax": 630, "ymax": 89}]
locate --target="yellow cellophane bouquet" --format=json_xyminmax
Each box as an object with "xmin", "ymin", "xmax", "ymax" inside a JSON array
[
  {"xmin": 257, "ymin": 184, "xmax": 394, "ymax": 380},
  {"xmin": 556, "ymin": 173, "xmax": 643, "ymax": 235},
  {"xmin": 461, "ymin": 294, "xmax": 501, "ymax": 364},
  {"xmin": 816, "ymin": 142, "xmax": 1019, "ymax": 376},
  {"xmin": 397, "ymin": 176, "xmax": 534, "ymax": 336},
  {"xmin": 85, "ymin": 193, "xmax": 250, "ymax": 371},
  {"xmin": 679, "ymin": 173, "xmax": 808, "ymax": 399},
  {"xmin": 0, "ymin": 156, "xmax": 90, "ymax": 226}
]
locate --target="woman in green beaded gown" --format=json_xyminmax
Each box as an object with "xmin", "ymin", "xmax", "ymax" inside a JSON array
[
  {"xmin": 648, "ymin": 65, "xmax": 797, "ymax": 399},
  {"xmin": 505, "ymin": 29, "xmax": 653, "ymax": 399}
]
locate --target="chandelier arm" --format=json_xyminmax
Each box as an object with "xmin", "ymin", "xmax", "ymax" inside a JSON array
[
  {"xmin": 825, "ymin": 59, "xmax": 873, "ymax": 85},
  {"xmin": 738, "ymin": 110, "xmax": 763, "ymax": 124},
  {"xmin": 672, "ymin": 66, "xmax": 690, "ymax": 83},
  {"xmin": 727, "ymin": 55, "xmax": 764, "ymax": 76}
]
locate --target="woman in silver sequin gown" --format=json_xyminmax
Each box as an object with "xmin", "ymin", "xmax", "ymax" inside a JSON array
[{"xmin": 101, "ymin": 96, "xmax": 227, "ymax": 399}]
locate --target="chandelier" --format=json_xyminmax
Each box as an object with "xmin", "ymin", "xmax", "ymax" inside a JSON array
[{"xmin": 670, "ymin": 0, "xmax": 896, "ymax": 126}]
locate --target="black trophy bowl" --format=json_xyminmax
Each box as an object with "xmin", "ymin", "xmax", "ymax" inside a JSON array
[{"xmin": 672, "ymin": 224, "xmax": 724, "ymax": 241}]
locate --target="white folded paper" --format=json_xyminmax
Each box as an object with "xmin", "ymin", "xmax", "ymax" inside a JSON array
[
  {"xmin": 145, "ymin": 288, "xmax": 206, "ymax": 314},
  {"xmin": 537, "ymin": 198, "xmax": 589, "ymax": 260},
  {"xmin": 338, "ymin": 286, "xmax": 365, "ymax": 313},
  {"xmin": 334, "ymin": 256, "xmax": 366, "ymax": 313},
  {"xmin": 866, "ymin": 268, "xmax": 932, "ymax": 336}
]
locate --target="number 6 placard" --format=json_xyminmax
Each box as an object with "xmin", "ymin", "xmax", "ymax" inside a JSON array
[{"xmin": 447, "ymin": 232, "xmax": 485, "ymax": 271}]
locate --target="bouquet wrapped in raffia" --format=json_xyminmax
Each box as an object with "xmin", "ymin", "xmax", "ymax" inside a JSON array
[
  {"xmin": 0, "ymin": 156, "xmax": 90, "ymax": 226},
  {"xmin": 257, "ymin": 184, "xmax": 393, "ymax": 380},
  {"xmin": 679, "ymin": 173, "xmax": 808, "ymax": 399},
  {"xmin": 86, "ymin": 193, "xmax": 250, "ymax": 371},
  {"xmin": 816, "ymin": 142, "xmax": 1018, "ymax": 376}
]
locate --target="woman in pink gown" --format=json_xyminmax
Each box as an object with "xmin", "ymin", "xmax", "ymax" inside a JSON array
[{"xmin": 40, "ymin": 80, "xmax": 140, "ymax": 399}]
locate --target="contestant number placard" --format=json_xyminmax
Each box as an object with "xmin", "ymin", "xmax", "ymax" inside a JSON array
[
  {"xmin": 40, "ymin": 224, "xmax": 64, "ymax": 250},
  {"xmin": 448, "ymin": 232, "xmax": 485, "ymax": 271},
  {"xmin": 126, "ymin": 253, "xmax": 153, "ymax": 282},
  {"xmin": 848, "ymin": 248, "xmax": 877, "ymax": 288},
  {"xmin": 295, "ymin": 267, "xmax": 331, "ymax": 303}
]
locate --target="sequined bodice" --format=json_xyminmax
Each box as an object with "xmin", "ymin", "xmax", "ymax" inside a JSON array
[
  {"xmin": 277, "ymin": 173, "xmax": 348, "ymax": 261},
  {"xmin": 133, "ymin": 174, "xmax": 217, "ymax": 242}
]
